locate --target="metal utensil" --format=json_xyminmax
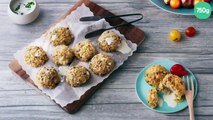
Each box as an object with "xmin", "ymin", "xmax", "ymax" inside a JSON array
[{"xmin": 80, "ymin": 13, "xmax": 143, "ymax": 38}]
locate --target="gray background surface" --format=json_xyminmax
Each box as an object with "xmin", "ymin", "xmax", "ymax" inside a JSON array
[{"xmin": 0, "ymin": 0, "xmax": 212, "ymax": 119}]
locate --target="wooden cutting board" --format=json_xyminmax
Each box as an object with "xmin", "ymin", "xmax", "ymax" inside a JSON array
[{"xmin": 8, "ymin": 0, "xmax": 145, "ymax": 114}]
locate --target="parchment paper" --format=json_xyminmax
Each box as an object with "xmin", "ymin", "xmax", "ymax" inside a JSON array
[{"xmin": 14, "ymin": 4, "xmax": 137, "ymax": 107}]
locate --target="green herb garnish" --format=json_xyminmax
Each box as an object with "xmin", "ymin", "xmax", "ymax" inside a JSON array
[
  {"xmin": 15, "ymin": 4, "xmax": 20, "ymax": 11},
  {"xmin": 25, "ymin": 2, "xmax": 35, "ymax": 8}
]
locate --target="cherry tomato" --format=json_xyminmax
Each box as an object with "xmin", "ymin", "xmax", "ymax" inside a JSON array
[
  {"xmin": 164, "ymin": 0, "xmax": 170, "ymax": 4},
  {"xmin": 204, "ymin": 0, "xmax": 211, "ymax": 2},
  {"xmin": 194, "ymin": 0, "xmax": 203, "ymax": 6},
  {"xmin": 169, "ymin": 29, "xmax": 181, "ymax": 42},
  {"xmin": 185, "ymin": 26, "xmax": 196, "ymax": 37},
  {"xmin": 170, "ymin": 64, "xmax": 188, "ymax": 77},
  {"xmin": 170, "ymin": 0, "xmax": 181, "ymax": 9}
]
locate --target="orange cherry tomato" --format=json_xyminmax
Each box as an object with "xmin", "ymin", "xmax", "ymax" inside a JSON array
[
  {"xmin": 170, "ymin": 0, "xmax": 181, "ymax": 9},
  {"xmin": 194, "ymin": 0, "xmax": 203, "ymax": 6}
]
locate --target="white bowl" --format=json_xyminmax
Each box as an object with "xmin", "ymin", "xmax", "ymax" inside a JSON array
[{"xmin": 8, "ymin": 0, "xmax": 40, "ymax": 25}]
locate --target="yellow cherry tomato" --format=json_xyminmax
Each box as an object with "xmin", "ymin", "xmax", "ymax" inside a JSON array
[{"xmin": 169, "ymin": 30, "xmax": 181, "ymax": 42}]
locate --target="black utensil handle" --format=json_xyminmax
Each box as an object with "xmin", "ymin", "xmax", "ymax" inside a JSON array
[
  {"xmin": 104, "ymin": 13, "xmax": 143, "ymax": 20},
  {"xmin": 80, "ymin": 16, "xmax": 102, "ymax": 21},
  {"xmin": 80, "ymin": 13, "xmax": 143, "ymax": 21},
  {"xmin": 106, "ymin": 14, "xmax": 143, "ymax": 30},
  {"xmin": 84, "ymin": 13, "xmax": 143, "ymax": 38}
]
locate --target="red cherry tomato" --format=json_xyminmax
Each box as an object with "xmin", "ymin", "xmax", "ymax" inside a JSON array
[
  {"xmin": 204, "ymin": 0, "xmax": 211, "ymax": 2},
  {"xmin": 170, "ymin": 64, "xmax": 188, "ymax": 77},
  {"xmin": 185, "ymin": 26, "xmax": 196, "ymax": 37},
  {"xmin": 179, "ymin": 71, "xmax": 189, "ymax": 76}
]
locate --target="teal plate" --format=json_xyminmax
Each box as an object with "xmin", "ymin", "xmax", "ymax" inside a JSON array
[
  {"xmin": 136, "ymin": 60, "xmax": 198, "ymax": 113},
  {"xmin": 150, "ymin": 0, "xmax": 213, "ymax": 15}
]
